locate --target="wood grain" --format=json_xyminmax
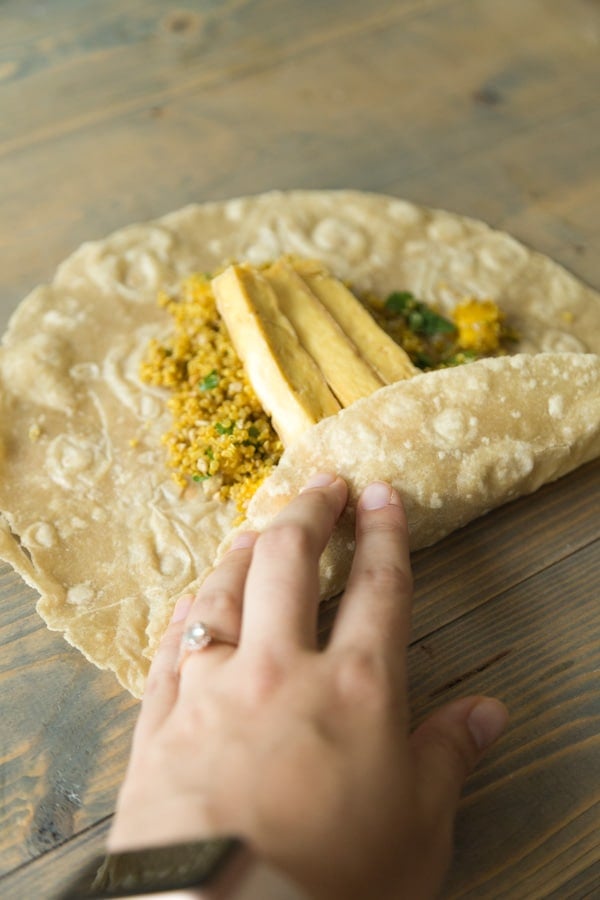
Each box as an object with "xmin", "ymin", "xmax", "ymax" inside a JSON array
[
  {"xmin": 1, "ymin": 0, "xmax": 599, "ymax": 898},
  {"xmin": 408, "ymin": 540, "xmax": 600, "ymax": 898},
  {"xmin": 0, "ymin": 565, "xmax": 138, "ymax": 873}
]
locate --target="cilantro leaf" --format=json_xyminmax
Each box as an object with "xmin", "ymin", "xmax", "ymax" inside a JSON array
[
  {"xmin": 199, "ymin": 369, "xmax": 219, "ymax": 391},
  {"xmin": 385, "ymin": 291, "xmax": 456, "ymax": 336}
]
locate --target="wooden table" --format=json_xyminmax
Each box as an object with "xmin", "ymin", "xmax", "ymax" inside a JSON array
[{"xmin": 1, "ymin": 1, "xmax": 599, "ymax": 897}]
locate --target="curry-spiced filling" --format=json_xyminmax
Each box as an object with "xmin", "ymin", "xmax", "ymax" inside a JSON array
[
  {"xmin": 140, "ymin": 274, "xmax": 284, "ymax": 511},
  {"xmin": 140, "ymin": 262, "xmax": 516, "ymax": 512}
]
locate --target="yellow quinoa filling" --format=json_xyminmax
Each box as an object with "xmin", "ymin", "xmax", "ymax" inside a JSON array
[
  {"xmin": 139, "ymin": 274, "xmax": 283, "ymax": 511},
  {"xmin": 140, "ymin": 270, "xmax": 515, "ymax": 511}
]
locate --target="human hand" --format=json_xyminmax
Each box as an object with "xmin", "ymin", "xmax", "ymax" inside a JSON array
[{"xmin": 109, "ymin": 474, "xmax": 508, "ymax": 899}]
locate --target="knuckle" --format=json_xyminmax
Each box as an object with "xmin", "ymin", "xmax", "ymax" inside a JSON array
[
  {"xmin": 144, "ymin": 660, "xmax": 177, "ymax": 698},
  {"xmin": 358, "ymin": 560, "xmax": 413, "ymax": 598},
  {"xmin": 334, "ymin": 647, "xmax": 391, "ymax": 707},
  {"xmin": 358, "ymin": 503, "xmax": 409, "ymax": 536},
  {"xmin": 421, "ymin": 722, "xmax": 475, "ymax": 782},
  {"xmin": 198, "ymin": 586, "xmax": 241, "ymax": 620},
  {"xmin": 242, "ymin": 651, "xmax": 287, "ymax": 707},
  {"xmin": 258, "ymin": 520, "xmax": 313, "ymax": 560}
]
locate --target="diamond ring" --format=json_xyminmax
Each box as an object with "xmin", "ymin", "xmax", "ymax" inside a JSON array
[{"xmin": 177, "ymin": 621, "xmax": 235, "ymax": 672}]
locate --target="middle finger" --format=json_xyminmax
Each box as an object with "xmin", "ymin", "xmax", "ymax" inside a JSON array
[{"xmin": 240, "ymin": 474, "xmax": 348, "ymax": 654}]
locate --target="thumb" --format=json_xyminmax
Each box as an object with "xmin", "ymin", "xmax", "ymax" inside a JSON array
[{"xmin": 410, "ymin": 695, "xmax": 508, "ymax": 812}]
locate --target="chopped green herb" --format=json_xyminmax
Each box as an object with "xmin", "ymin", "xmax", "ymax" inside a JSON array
[
  {"xmin": 385, "ymin": 291, "xmax": 456, "ymax": 336},
  {"xmin": 199, "ymin": 369, "xmax": 220, "ymax": 391},
  {"xmin": 447, "ymin": 349, "xmax": 479, "ymax": 366},
  {"xmin": 192, "ymin": 474, "xmax": 210, "ymax": 482},
  {"xmin": 215, "ymin": 421, "xmax": 235, "ymax": 435},
  {"xmin": 413, "ymin": 353, "xmax": 434, "ymax": 370},
  {"xmin": 384, "ymin": 291, "xmax": 414, "ymax": 313},
  {"xmin": 248, "ymin": 425, "xmax": 260, "ymax": 439}
]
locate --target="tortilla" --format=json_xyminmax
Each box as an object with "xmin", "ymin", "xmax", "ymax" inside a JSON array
[
  {"xmin": 220, "ymin": 352, "xmax": 600, "ymax": 600},
  {"xmin": 1, "ymin": 190, "xmax": 599, "ymax": 697}
]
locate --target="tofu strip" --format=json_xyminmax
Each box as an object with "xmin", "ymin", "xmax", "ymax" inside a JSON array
[
  {"xmin": 292, "ymin": 259, "xmax": 418, "ymax": 383},
  {"xmin": 263, "ymin": 259, "xmax": 385, "ymax": 406},
  {"xmin": 212, "ymin": 264, "xmax": 340, "ymax": 446}
]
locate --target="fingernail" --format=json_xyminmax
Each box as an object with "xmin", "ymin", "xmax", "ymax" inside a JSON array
[
  {"xmin": 229, "ymin": 531, "xmax": 258, "ymax": 551},
  {"xmin": 302, "ymin": 472, "xmax": 337, "ymax": 491},
  {"xmin": 467, "ymin": 698, "xmax": 509, "ymax": 751},
  {"xmin": 360, "ymin": 481, "xmax": 392, "ymax": 510},
  {"xmin": 171, "ymin": 595, "xmax": 193, "ymax": 623}
]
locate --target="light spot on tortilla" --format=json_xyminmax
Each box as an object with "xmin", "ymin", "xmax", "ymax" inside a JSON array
[
  {"xmin": 70, "ymin": 362, "xmax": 99, "ymax": 380},
  {"xmin": 158, "ymin": 553, "xmax": 180, "ymax": 577},
  {"xmin": 225, "ymin": 198, "xmax": 245, "ymax": 221},
  {"xmin": 44, "ymin": 310, "xmax": 77, "ymax": 331},
  {"xmin": 67, "ymin": 583, "xmax": 94, "ymax": 605},
  {"xmin": 246, "ymin": 226, "xmax": 282, "ymax": 264},
  {"xmin": 312, "ymin": 218, "xmax": 367, "ymax": 261},
  {"xmin": 25, "ymin": 522, "xmax": 57, "ymax": 548},
  {"xmin": 494, "ymin": 445, "xmax": 535, "ymax": 486},
  {"xmin": 432, "ymin": 408, "xmax": 477, "ymax": 448},
  {"xmin": 548, "ymin": 395, "xmax": 564, "ymax": 418},
  {"xmin": 540, "ymin": 329, "xmax": 587, "ymax": 353},
  {"xmin": 387, "ymin": 199, "xmax": 422, "ymax": 225},
  {"xmin": 54, "ymin": 437, "xmax": 93, "ymax": 471},
  {"xmin": 140, "ymin": 394, "xmax": 162, "ymax": 419},
  {"xmin": 427, "ymin": 216, "xmax": 464, "ymax": 242},
  {"xmin": 46, "ymin": 434, "xmax": 110, "ymax": 489}
]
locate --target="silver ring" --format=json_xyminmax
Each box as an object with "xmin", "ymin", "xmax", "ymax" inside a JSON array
[{"xmin": 177, "ymin": 621, "xmax": 235, "ymax": 673}]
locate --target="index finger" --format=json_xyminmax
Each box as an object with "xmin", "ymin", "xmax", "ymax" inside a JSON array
[
  {"xmin": 329, "ymin": 482, "xmax": 413, "ymax": 671},
  {"xmin": 240, "ymin": 473, "xmax": 348, "ymax": 654}
]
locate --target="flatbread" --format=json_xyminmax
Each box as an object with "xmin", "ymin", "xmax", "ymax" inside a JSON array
[
  {"xmin": 1, "ymin": 190, "xmax": 599, "ymax": 697},
  {"xmin": 221, "ymin": 352, "xmax": 600, "ymax": 600}
]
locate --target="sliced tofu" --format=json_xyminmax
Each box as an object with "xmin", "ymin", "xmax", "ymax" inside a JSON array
[
  {"xmin": 212, "ymin": 264, "xmax": 340, "ymax": 446},
  {"xmin": 263, "ymin": 259, "xmax": 385, "ymax": 406},
  {"xmin": 292, "ymin": 258, "xmax": 418, "ymax": 383}
]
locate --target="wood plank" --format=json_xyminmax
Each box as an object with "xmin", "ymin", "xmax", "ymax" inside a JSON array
[
  {"xmin": 410, "ymin": 459, "xmax": 600, "ymax": 640},
  {"xmin": 0, "ymin": 565, "xmax": 137, "ymax": 873},
  {"xmin": 0, "ymin": 818, "xmax": 111, "ymax": 900},
  {"xmin": 2, "ymin": 0, "xmax": 599, "ymax": 329},
  {"xmin": 0, "ymin": 0, "xmax": 439, "ymax": 156},
  {"xmin": 405, "ymin": 540, "xmax": 600, "ymax": 898},
  {"xmin": 319, "ymin": 458, "xmax": 600, "ymax": 642}
]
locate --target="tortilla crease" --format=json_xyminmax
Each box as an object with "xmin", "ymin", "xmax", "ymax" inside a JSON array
[{"xmin": 0, "ymin": 190, "xmax": 599, "ymax": 697}]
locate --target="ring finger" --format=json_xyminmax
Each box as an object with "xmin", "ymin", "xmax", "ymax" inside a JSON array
[{"xmin": 179, "ymin": 531, "xmax": 257, "ymax": 676}]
